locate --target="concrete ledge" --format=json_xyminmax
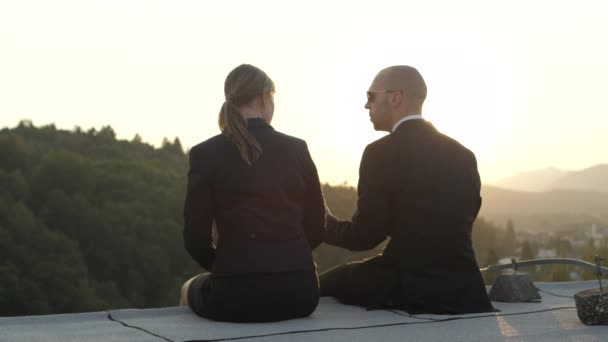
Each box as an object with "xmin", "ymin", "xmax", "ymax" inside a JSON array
[{"xmin": 1, "ymin": 281, "xmax": 607, "ymax": 342}]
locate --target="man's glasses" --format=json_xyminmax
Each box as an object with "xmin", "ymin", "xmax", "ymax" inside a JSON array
[{"xmin": 366, "ymin": 90, "xmax": 400, "ymax": 102}]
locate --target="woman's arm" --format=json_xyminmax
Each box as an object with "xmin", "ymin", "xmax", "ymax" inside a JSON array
[
  {"xmin": 183, "ymin": 147, "xmax": 215, "ymax": 271},
  {"xmin": 300, "ymin": 142, "xmax": 325, "ymax": 250}
]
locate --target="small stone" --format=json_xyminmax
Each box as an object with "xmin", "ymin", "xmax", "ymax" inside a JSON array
[
  {"xmin": 574, "ymin": 288, "xmax": 608, "ymax": 325},
  {"xmin": 488, "ymin": 274, "xmax": 541, "ymax": 302}
]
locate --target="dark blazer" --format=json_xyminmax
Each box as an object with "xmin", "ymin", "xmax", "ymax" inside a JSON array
[
  {"xmin": 325, "ymin": 119, "xmax": 494, "ymax": 314},
  {"xmin": 183, "ymin": 118, "xmax": 325, "ymax": 276}
]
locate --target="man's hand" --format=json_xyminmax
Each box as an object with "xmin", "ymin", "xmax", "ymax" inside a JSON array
[{"xmin": 325, "ymin": 205, "xmax": 338, "ymax": 227}]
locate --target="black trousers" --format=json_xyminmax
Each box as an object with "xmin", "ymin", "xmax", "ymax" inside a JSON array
[
  {"xmin": 188, "ymin": 269, "xmax": 319, "ymax": 322},
  {"xmin": 319, "ymin": 256, "xmax": 398, "ymax": 310},
  {"xmin": 320, "ymin": 257, "xmax": 497, "ymax": 314}
]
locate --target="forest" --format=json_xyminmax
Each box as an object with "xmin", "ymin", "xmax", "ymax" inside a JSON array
[{"xmin": 1, "ymin": 121, "xmax": 603, "ymax": 316}]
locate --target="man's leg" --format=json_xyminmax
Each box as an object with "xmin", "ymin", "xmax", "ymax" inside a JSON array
[
  {"xmin": 319, "ymin": 257, "xmax": 397, "ymax": 308},
  {"xmin": 319, "ymin": 262, "xmax": 358, "ymax": 298}
]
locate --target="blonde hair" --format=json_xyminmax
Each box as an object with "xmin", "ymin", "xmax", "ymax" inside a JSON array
[{"xmin": 218, "ymin": 64, "xmax": 275, "ymax": 165}]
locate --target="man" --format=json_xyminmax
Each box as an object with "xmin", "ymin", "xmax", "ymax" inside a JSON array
[{"xmin": 321, "ymin": 65, "xmax": 494, "ymax": 314}]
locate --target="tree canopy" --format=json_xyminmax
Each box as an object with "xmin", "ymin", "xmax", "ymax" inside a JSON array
[{"xmin": 0, "ymin": 122, "xmax": 194, "ymax": 316}]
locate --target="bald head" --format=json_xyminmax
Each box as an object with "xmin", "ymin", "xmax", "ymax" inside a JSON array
[
  {"xmin": 374, "ymin": 65, "xmax": 427, "ymax": 112},
  {"xmin": 365, "ymin": 65, "xmax": 428, "ymax": 132}
]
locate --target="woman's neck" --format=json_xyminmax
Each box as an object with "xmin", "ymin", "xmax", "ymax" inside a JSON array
[{"xmin": 238, "ymin": 105, "xmax": 265, "ymax": 119}]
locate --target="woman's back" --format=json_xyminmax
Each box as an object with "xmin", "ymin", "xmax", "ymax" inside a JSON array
[
  {"xmin": 185, "ymin": 118, "xmax": 324, "ymax": 276},
  {"xmin": 180, "ymin": 64, "xmax": 324, "ymax": 322}
]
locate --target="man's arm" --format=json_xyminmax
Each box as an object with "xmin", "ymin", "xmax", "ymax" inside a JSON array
[
  {"xmin": 183, "ymin": 149, "xmax": 215, "ymax": 271},
  {"xmin": 324, "ymin": 144, "xmax": 390, "ymax": 251}
]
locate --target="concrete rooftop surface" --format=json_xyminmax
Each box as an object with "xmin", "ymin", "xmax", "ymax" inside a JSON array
[{"xmin": 1, "ymin": 280, "xmax": 607, "ymax": 342}]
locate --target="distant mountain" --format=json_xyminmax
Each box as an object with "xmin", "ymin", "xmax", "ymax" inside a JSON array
[
  {"xmin": 545, "ymin": 164, "xmax": 608, "ymax": 192},
  {"xmin": 494, "ymin": 167, "xmax": 567, "ymax": 192},
  {"xmin": 329, "ymin": 182, "xmax": 608, "ymax": 233},
  {"xmin": 479, "ymin": 185, "xmax": 608, "ymax": 232},
  {"xmin": 494, "ymin": 164, "xmax": 608, "ymax": 193},
  {"xmin": 322, "ymin": 181, "xmax": 608, "ymax": 234}
]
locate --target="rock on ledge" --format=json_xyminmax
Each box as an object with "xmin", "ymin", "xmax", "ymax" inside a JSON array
[
  {"xmin": 574, "ymin": 288, "xmax": 608, "ymax": 325},
  {"xmin": 488, "ymin": 274, "xmax": 541, "ymax": 302}
]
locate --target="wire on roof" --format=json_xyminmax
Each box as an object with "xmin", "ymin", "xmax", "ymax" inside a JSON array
[{"xmin": 184, "ymin": 306, "xmax": 576, "ymax": 342}]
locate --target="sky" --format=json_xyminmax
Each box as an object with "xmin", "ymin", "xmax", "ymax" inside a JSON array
[{"xmin": 1, "ymin": 0, "xmax": 607, "ymax": 185}]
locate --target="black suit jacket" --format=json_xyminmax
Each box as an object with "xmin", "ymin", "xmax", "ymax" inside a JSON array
[
  {"xmin": 184, "ymin": 118, "xmax": 325, "ymax": 276},
  {"xmin": 325, "ymin": 119, "xmax": 493, "ymax": 314}
]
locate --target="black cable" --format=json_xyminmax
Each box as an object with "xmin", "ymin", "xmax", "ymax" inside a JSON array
[
  {"xmin": 536, "ymin": 287, "xmax": 575, "ymax": 299},
  {"xmin": 184, "ymin": 306, "xmax": 576, "ymax": 342},
  {"xmin": 383, "ymin": 309, "xmax": 438, "ymax": 321},
  {"xmin": 106, "ymin": 311, "xmax": 175, "ymax": 342}
]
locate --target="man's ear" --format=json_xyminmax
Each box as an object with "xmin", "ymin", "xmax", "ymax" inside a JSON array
[{"xmin": 390, "ymin": 91, "xmax": 403, "ymax": 108}]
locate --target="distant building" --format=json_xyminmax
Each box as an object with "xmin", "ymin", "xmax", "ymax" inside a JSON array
[
  {"xmin": 498, "ymin": 257, "xmax": 514, "ymax": 265},
  {"xmin": 590, "ymin": 223, "xmax": 603, "ymax": 249},
  {"xmin": 537, "ymin": 248, "xmax": 557, "ymax": 258}
]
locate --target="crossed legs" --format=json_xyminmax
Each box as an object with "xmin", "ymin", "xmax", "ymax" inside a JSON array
[{"xmin": 319, "ymin": 257, "xmax": 398, "ymax": 308}]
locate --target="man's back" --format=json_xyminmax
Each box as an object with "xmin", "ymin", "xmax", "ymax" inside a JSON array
[
  {"xmin": 378, "ymin": 120, "xmax": 480, "ymax": 262},
  {"xmin": 323, "ymin": 119, "xmax": 493, "ymax": 314},
  {"xmin": 375, "ymin": 119, "xmax": 491, "ymax": 313},
  {"xmin": 321, "ymin": 64, "xmax": 493, "ymax": 315}
]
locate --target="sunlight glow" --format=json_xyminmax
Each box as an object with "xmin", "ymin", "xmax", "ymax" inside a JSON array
[{"xmin": 1, "ymin": 0, "xmax": 608, "ymax": 185}]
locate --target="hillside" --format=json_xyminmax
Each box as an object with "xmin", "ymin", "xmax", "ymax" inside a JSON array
[
  {"xmin": 494, "ymin": 164, "xmax": 608, "ymax": 193},
  {"xmin": 480, "ymin": 185, "xmax": 608, "ymax": 232},
  {"xmin": 546, "ymin": 164, "xmax": 608, "ymax": 192},
  {"xmin": 494, "ymin": 167, "xmax": 567, "ymax": 192},
  {"xmin": 0, "ymin": 121, "xmax": 193, "ymax": 316}
]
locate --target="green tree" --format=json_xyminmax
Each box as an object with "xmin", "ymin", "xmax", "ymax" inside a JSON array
[
  {"xmin": 471, "ymin": 217, "xmax": 500, "ymax": 266},
  {"xmin": 0, "ymin": 134, "xmax": 28, "ymax": 172},
  {"xmin": 550, "ymin": 238, "xmax": 573, "ymax": 281},
  {"xmin": 483, "ymin": 249, "xmax": 499, "ymax": 285},
  {"xmin": 0, "ymin": 200, "xmax": 102, "ymax": 316},
  {"xmin": 161, "ymin": 137, "xmax": 185, "ymax": 156},
  {"xmin": 501, "ymin": 219, "xmax": 516, "ymax": 257},
  {"xmin": 0, "ymin": 123, "xmax": 207, "ymax": 314},
  {"xmin": 580, "ymin": 239, "xmax": 595, "ymax": 280},
  {"xmin": 0, "ymin": 170, "xmax": 29, "ymax": 201},
  {"xmin": 520, "ymin": 240, "xmax": 536, "ymax": 260},
  {"xmin": 132, "ymin": 133, "xmax": 143, "ymax": 143},
  {"xmin": 97, "ymin": 125, "xmax": 116, "ymax": 141},
  {"xmin": 32, "ymin": 149, "xmax": 93, "ymax": 206}
]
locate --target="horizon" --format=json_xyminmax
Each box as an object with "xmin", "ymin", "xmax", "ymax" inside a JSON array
[
  {"xmin": 4, "ymin": 118, "xmax": 608, "ymax": 188},
  {"xmin": 2, "ymin": 1, "xmax": 608, "ymax": 184}
]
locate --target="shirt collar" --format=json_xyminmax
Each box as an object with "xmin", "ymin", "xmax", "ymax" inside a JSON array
[
  {"xmin": 247, "ymin": 118, "xmax": 273, "ymax": 130},
  {"xmin": 392, "ymin": 114, "xmax": 423, "ymax": 132}
]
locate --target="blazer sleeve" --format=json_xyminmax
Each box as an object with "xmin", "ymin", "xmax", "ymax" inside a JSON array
[
  {"xmin": 470, "ymin": 150, "xmax": 483, "ymax": 219},
  {"xmin": 300, "ymin": 142, "xmax": 325, "ymax": 250},
  {"xmin": 324, "ymin": 143, "xmax": 390, "ymax": 251},
  {"xmin": 183, "ymin": 147, "xmax": 216, "ymax": 270}
]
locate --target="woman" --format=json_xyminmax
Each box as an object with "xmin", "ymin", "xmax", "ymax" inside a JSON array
[{"xmin": 179, "ymin": 64, "xmax": 325, "ymax": 322}]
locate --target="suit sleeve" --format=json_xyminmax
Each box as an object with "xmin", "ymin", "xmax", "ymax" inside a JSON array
[
  {"xmin": 470, "ymin": 150, "xmax": 482, "ymax": 219},
  {"xmin": 300, "ymin": 142, "xmax": 325, "ymax": 250},
  {"xmin": 324, "ymin": 144, "xmax": 390, "ymax": 251},
  {"xmin": 183, "ymin": 148, "xmax": 216, "ymax": 270}
]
